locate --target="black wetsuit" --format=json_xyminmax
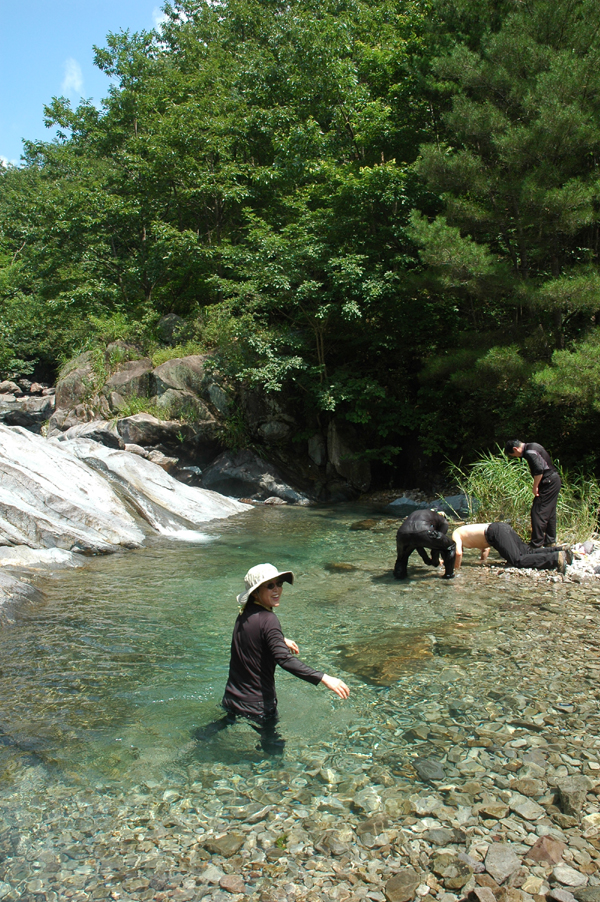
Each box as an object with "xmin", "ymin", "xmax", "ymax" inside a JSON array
[
  {"xmin": 485, "ymin": 523, "xmax": 561, "ymax": 570},
  {"xmin": 394, "ymin": 509, "xmax": 456, "ymax": 579},
  {"xmin": 522, "ymin": 442, "xmax": 561, "ymax": 547},
  {"xmin": 222, "ymin": 599, "xmax": 323, "ymax": 718},
  {"xmin": 197, "ymin": 600, "xmax": 324, "ymax": 755}
]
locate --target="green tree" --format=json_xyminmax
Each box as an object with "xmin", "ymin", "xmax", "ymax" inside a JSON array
[{"xmin": 406, "ymin": 0, "xmax": 600, "ymax": 460}]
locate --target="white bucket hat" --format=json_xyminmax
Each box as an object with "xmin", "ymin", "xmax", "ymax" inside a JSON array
[{"xmin": 237, "ymin": 563, "xmax": 294, "ymax": 607}]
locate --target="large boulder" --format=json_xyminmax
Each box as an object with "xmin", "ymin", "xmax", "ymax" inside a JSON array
[
  {"xmin": 47, "ymin": 404, "xmax": 97, "ymax": 436},
  {"xmin": 157, "ymin": 314, "xmax": 185, "ymax": 345},
  {"xmin": 327, "ymin": 419, "xmax": 371, "ymax": 492},
  {"xmin": 258, "ymin": 420, "xmax": 292, "ymax": 442},
  {"xmin": 308, "ymin": 434, "xmax": 327, "ymax": 467},
  {"xmin": 56, "ymin": 420, "xmax": 125, "ymax": 449},
  {"xmin": 201, "ymin": 450, "xmax": 310, "ymax": 504},
  {"xmin": 50, "ymin": 354, "xmax": 228, "ymax": 467},
  {"xmin": 152, "ymin": 354, "xmax": 231, "ymax": 416},
  {"xmin": 0, "ymin": 425, "xmax": 144, "ymax": 553},
  {"xmin": 69, "ymin": 440, "xmax": 250, "ymax": 533},
  {"xmin": 436, "ymin": 494, "xmax": 476, "ymax": 518},
  {"xmin": 152, "ymin": 355, "xmax": 208, "ymax": 396},
  {"xmin": 155, "ymin": 389, "xmax": 213, "ymax": 422},
  {"xmin": 55, "ymin": 351, "xmax": 96, "ymax": 410},
  {"xmin": 114, "ymin": 412, "xmax": 222, "ymax": 464},
  {"xmin": 102, "ymin": 357, "xmax": 154, "ymax": 398},
  {"xmin": 387, "ymin": 497, "xmax": 428, "ymax": 516},
  {"xmin": 0, "ymin": 381, "xmax": 22, "ymax": 395},
  {"xmin": 115, "ymin": 413, "xmax": 188, "ymax": 446},
  {"xmin": 0, "ymin": 394, "xmax": 55, "ymax": 433},
  {"xmin": 0, "ymin": 424, "xmax": 251, "ymax": 562},
  {"xmin": 207, "ymin": 383, "xmax": 230, "ymax": 415},
  {"xmin": 387, "ymin": 494, "xmax": 476, "ymax": 518},
  {"xmin": 239, "ymin": 385, "xmax": 296, "ymax": 443}
]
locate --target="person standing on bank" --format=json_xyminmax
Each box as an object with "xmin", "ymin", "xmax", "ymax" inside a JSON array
[
  {"xmin": 218, "ymin": 564, "xmax": 349, "ymax": 753},
  {"xmin": 505, "ymin": 439, "xmax": 562, "ymax": 548}
]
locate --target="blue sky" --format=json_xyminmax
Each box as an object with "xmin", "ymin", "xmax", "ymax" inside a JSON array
[{"xmin": 0, "ymin": 1, "xmax": 167, "ymax": 166}]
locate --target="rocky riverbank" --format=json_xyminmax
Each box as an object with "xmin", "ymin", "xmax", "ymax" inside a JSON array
[
  {"xmin": 0, "ymin": 347, "xmax": 376, "ymax": 503},
  {"xmin": 1, "ymin": 572, "xmax": 600, "ymax": 902}
]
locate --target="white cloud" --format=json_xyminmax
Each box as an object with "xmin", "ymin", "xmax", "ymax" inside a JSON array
[
  {"xmin": 62, "ymin": 58, "xmax": 83, "ymax": 96},
  {"xmin": 0, "ymin": 155, "xmax": 19, "ymax": 169},
  {"xmin": 153, "ymin": 6, "xmax": 169, "ymax": 28},
  {"xmin": 153, "ymin": 5, "xmax": 190, "ymax": 29}
]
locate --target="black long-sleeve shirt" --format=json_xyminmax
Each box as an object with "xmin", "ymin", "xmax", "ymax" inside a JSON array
[
  {"xmin": 222, "ymin": 600, "xmax": 324, "ymax": 718},
  {"xmin": 522, "ymin": 442, "xmax": 557, "ymax": 478}
]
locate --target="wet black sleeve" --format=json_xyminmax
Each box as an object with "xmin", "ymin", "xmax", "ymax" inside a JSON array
[{"xmin": 262, "ymin": 614, "xmax": 324, "ymax": 685}]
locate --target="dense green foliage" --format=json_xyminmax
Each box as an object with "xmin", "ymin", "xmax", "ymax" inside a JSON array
[{"xmin": 2, "ymin": 0, "xmax": 600, "ymax": 478}]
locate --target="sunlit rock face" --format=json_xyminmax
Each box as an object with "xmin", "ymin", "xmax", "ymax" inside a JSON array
[
  {"xmin": 67, "ymin": 439, "xmax": 250, "ymax": 535},
  {"xmin": 0, "ymin": 425, "xmax": 250, "ymax": 557},
  {"xmin": 0, "ymin": 425, "xmax": 145, "ymax": 553}
]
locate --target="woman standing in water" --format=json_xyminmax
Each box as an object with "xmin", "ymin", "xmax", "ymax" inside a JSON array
[{"xmin": 216, "ymin": 563, "xmax": 349, "ymax": 753}]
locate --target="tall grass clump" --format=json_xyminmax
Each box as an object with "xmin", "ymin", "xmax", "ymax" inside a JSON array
[
  {"xmin": 557, "ymin": 472, "xmax": 600, "ymax": 543},
  {"xmin": 448, "ymin": 447, "xmax": 600, "ymax": 543}
]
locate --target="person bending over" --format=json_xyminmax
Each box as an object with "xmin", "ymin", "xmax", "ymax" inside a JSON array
[
  {"xmin": 452, "ymin": 522, "xmax": 571, "ymax": 573},
  {"xmin": 394, "ymin": 509, "xmax": 456, "ymax": 580},
  {"xmin": 198, "ymin": 564, "xmax": 349, "ymax": 754},
  {"xmin": 504, "ymin": 439, "xmax": 561, "ymax": 548}
]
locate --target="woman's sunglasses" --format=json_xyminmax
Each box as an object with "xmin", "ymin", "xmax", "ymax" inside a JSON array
[{"xmin": 264, "ymin": 579, "xmax": 285, "ymax": 590}]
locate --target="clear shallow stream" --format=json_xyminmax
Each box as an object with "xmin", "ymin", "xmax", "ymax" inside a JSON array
[
  {"xmin": 0, "ymin": 504, "xmax": 598, "ymax": 899},
  {"xmin": 0, "ymin": 505, "xmax": 500, "ymax": 780}
]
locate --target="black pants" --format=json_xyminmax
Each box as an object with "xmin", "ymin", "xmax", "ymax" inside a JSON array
[
  {"xmin": 394, "ymin": 528, "xmax": 456, "ymax": 579},
  {"xmin": 531, "ymin": 471, "xmax": 561, "ymax": 547},
  {"xmin": 486, "ymin": 523, "xmax": 560, "ymax": 569},
  {"xmin": 194, "ymin": 708, "xmax": 285, "ymax": 755}
]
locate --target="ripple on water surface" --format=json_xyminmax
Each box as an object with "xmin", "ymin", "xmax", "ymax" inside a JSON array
[{"xmin": 0, "ymin": 504, "xmax": 598, "ymax": 898}]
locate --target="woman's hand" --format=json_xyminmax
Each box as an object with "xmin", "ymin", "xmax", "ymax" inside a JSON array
[
  {"xmin": 284, "ymin": 637, "xmax": 299, "ymax": 654},
  {"xmin": 321, "ymin": 674, "xmax": 350, "ymax": 699}
]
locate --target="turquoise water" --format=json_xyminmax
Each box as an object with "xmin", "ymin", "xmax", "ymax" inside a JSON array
[
  {"xmin": 1, "ymin": 504, "xmax": 598, "ymax": 898},
  {"xmin": 0, "ymin": 503, "xmax": 570, "ymax": 787}
]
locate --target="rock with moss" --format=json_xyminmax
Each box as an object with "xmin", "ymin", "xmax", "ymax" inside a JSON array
[
  {"xmin": 157, "ymin": 314, "xmax": 185, "ymax": 345},
  {"xmin": 152, "ymin": 354, "xmax": 209, "ymax": 397},
  {"xmin": 155, "ymin": 388, "xmax": 213, "ymax": 422},
  {"xmin": 55, "ymin": 352, "xmax": 97, "ymax": 410},
  {"xmin": 102, "ymin": 357, "xmax": 154, "ymax": 399}
]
